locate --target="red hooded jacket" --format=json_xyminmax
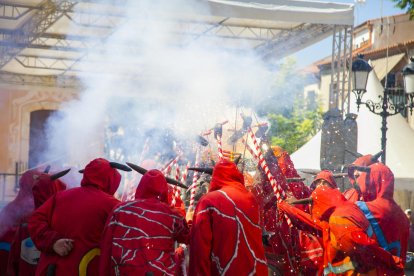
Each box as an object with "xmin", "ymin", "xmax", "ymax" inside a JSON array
[
  {"xmin": 278, "ymin": 151, "xmax": 311, "ymax": 199},
  {"xmin": 7, "ymin": 173, "xmax": 66, "ymax": 276},
  {"xmin": 344, "ymin": 154, "xmax": 378, "ymax": 202},
  {"xmin": 354, "ymin": 163, "xmax": 409, "ymax": 275},
  {"xmin": 0, "ymin": 170, "xmax": 40, "ymax": 276},
  {"xmin": 99, "ymin": 169, "xmax": 190, "ymax": 276},
  {"xmin": 28, "ymin": 158, "xmax": 121, "ymax": 276},
  {"xmin": 189, "ymin": 161, "xmax": 267, "ymax": 276},
  {"xmin": 256, "ymin": 151, "xmax": 314, "ymax": 275},
  {"xmin": 280, "ymin": 185, "xmax": 402, "ymax": 275}
]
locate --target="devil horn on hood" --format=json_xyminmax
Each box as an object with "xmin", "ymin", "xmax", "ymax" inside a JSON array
[
  {"xmin": 50, "ymin": 168, "xmax": 71, "ymax": 180},
  {"xmin": 371, "ymin": 150, "xmax": 383, "ymax": 162},
  {"xmin": 196, "ymin": 135, "xmax": 209, "ymax": 147},
  {"xmin": 286, "ymin": 177, "xmax": 306, "ymax": 183},
  {"xmin": 126, "ymin": 162, "xmax": 187, "ymax": 189},
  {"xmin": 345, "ymin": 149, "xmax": 363, "ymax": 158},
  {"xmin": 188, "ymin": 167, "xmax": 213, "ymax": 175},
  {"xmin": 288, "ymin": 197, "xmax": 313, "ymax": 205},
  {"xmin": 109, "ymin": 162, "xmax": 132, "ymax": 172},
  {"xmin": 234, "ymin": 155, "xmax": 242, "ymax": 165},
  {"xmin": 44, "ymin": 165, "xmax": 51, "ymax": 174},
  {"xmin": 332, "ymin": 173, "xmax": 348, "ymax": 178},
  {"xmin": 349, "ymin": 165, "xmax": 371, "ymax": 173},
  {"xmin": 299, "ymin": 169, "xmax": 319, "ymax": 175}
]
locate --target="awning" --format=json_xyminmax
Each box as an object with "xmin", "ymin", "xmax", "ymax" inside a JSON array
[{"xmin": 369, "ymin": 53, "xmax": 405, "ymax": 82}]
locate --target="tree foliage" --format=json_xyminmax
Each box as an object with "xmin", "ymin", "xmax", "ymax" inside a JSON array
[
  {"xmin": 391, "ymin": 0, "xmax": 414, "ymax": 19},
  {"xmin": 266, "ymin": 100, "xmax": 323, "ymax": 154},
  {"xmin": 256, "ymin": 57, "xmax": 323, "ymax": 154}
]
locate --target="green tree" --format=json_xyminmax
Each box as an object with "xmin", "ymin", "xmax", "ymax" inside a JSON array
[
  {"xmin": 256, "ymin": 57, "xmax": 323, "ymax": 154},
  {"xmin": 266, "ymin": 100, "xmax": 323, "ymax": 154},
  {"xmin": 391, "ymin": 0, "xmax": 414, "ymax": 19}
]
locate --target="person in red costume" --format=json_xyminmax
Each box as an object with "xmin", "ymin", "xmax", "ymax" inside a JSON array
[
  {"xmin": 189, "ymin": 160, "xmax": 267, "ymax": 276},
  {"xmin": 7, "ymin": 169, "xmax": 68, "ymax": 276},
  {"xmin": 273, "ymin": 146, "xmax": 311, "ymax": 199},
  {"xmin": 0, "ymin": 169, "xmax": 41, "ymax": 276},
  {"xmin": 280, "ymin": 184, "xmax": 404, "ymax": 275},
  {"xmin": 343, "ymin": 151, "xmax": 382, "ymax": 202},
  {"xmin": 252, "ymin": 146, "xmax": 316, "ymax": 275},
  {"xmin": 353, "ymin": 162, "xmax": 409, "ymax": 274},
  {"xmin": 99, "ymin": 169, "xmax": 190, "ymax": 276},
  {"xmin": 28, "ymin": 158, "xmax": 127, "ymax": 276}
]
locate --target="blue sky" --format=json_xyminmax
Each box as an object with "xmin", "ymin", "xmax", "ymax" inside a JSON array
[{"xmin": 292, "ymin": 0, "xmax": 405, "ymax": 68}]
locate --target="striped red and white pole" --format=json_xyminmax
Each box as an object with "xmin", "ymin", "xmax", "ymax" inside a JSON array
[
  {"xmin": 162, "ymin": 155, "xmax": 180, "ymax": 175},
  {"xmin": 171, "ymin": 161, "xmax": 182, "ymax": 206},
  {"xmin": 181, "ymin": 161, "xmax": 190, "ymax": 183},
  {"xmin": 216, "ymin": 135, "xmax": 224, "ymax": 160},
  {"xmin": 246, "ymin": 128, "xmax": 292, "ymax": 227},
  {"xmin": 189, "ymin": 148, "xmax": 200, "ymax": 211}
]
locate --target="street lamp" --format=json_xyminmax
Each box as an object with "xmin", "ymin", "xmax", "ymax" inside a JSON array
[{"xmin": 351, "ymin": 55, "xmax": 414, "ymax": 164}]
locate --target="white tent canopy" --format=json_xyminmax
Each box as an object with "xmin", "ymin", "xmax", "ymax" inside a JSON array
[{"xmin": 291, "ymin": 71, "xmax": 414, "ymax": 179}]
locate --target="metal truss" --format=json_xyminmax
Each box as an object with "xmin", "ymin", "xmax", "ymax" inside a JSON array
[
  {"xmin": 255, "ymin": 23, "xmax": 335, "ymax": 60},
  {"xmin": 0, "ymin": 2, "xmax": 40, "ymax": 20},
  {"xmin": 0, "ymin": 71, "xmax": 80, "ymax": 87},
  {"xmin": 14, "ymin": 54, "xmax": 78, "ymax": 71},
  {"xmin": 0, "ymin": 0, "xmax": 77, "ymax": 69},
  {"xmin": 329, "ymin": 25, "xmax": 353, "ymax": 115}
]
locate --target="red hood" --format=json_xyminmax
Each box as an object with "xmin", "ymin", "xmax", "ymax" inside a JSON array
[
  {"xmin": 209, "ymin": 160, "xmax": 244, "ymax": 192},
  {"xmin": 278, "ymin": 151, "xmax": 300, "ymax": 178},
  {"xmin": 135, "ymin": 169, "xmax": 168, "ymax": 203},
  {"xmin": 310, "ymin": 170, "xmax": 338, "ymax": 190},
  {"xmin": 361, "ymin": 163, "xmax": 394, "ymax": 202},
  {"xmin": 348, "ymin": 154, "xmax": 377, "ymax": 180},
  {"xmin": 80, "ymin": 158, "xmax": 121, "ymax": 195},
  {"xmin": 18, "ymin": 169, "xmax": 41, "ymax": 198},
  {"xmin": 311, "ymin": 186, "xmax": 345, "ymax": 221},
  {"xmin": 32, "ymin": 173, "xmax": 67, "ymax": 209}
]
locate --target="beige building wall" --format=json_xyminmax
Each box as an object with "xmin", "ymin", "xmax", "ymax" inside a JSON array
[{"xmin": 0, "ymin": 83, "xmax": 78, "ymax": 174}]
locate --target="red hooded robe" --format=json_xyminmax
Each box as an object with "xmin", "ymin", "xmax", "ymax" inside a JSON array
[
  {"xmin": 280, "ymin": 185, "xmax": 401, "ymax": 275},
  {"xmin": 7, "ymin": 172, "xmax": 66, "ymax": 276},
  {"xmin": 0, "ymin": 170, "xmax": 40, "ymax": 276},
  {"xmin": 343, "ymin": 154, "xmax": 378, "ymax": 203},
  {"xmin": 28, "ymin": 158, "xmax": 121, "ymax": 276},
  {"xmin": 189, "ymin": 160, "xmax": 267, "ymax": 276},
  {"xmin": 99, "ymin": 169, "xmax": 190, "ymax": 276},
  {"xmin": 354, "ymin": 163, "xmax": 409, "ymax": 275}
]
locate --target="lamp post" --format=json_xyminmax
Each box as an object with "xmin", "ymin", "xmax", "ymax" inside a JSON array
[{"xmin": 351, "ymin": 55, "xmax": 414, "ymax": 164}]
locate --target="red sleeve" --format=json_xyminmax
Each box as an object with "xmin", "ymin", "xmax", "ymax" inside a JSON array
[
  {"xmin": 278, "ymin": 201, "xmax": 326, "ymax": 233},
  {"xmin": 6, "ymin": 225, "xmax": 22, "ymax": 276},
  {"xmin": 27, "ymin": 196, "xmax": 63, "ymax": 254},
  {"xmin": 173, "ymin": 214, "xmax": 190, "ymax": 245},
  {"xmin": 99, "ymin": 213, "xmax": 116, "ymax": 276},
  {"xmin": 350, "ymin": 230, "xmax": 404, "ymax": 272},
  {"xmin": 189, "ymin": 198, "xmax": 213, "ymax": 276}
]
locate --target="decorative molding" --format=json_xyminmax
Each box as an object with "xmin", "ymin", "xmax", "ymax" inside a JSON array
[{"xmin": 7, "ymin": 87, "xmax": 78, "ymax": 171}]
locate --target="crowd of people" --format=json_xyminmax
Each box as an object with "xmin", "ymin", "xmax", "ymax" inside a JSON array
[{"xmin": 0, "ymin": 145, "xmax": 410, "ymax": 275}]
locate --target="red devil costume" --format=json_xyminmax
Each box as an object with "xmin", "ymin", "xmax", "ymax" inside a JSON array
[
  {"xmin": 354, "ymin": 162, "xmax": 409, "ymax": 275},
  {"xmin": 189, "ymin": 160, "xmax": 267, "ymax": 276},
  {"xmin": 0, "ymin": 169, "xmax": 40, "ymax": 276},
  {"xmin": 7, "ymin": 171, "xmax": 67, "ymax": 276},
  {"xmin": 280, "ymin": 185, "xmax": 403, "ymax": 275},
  {"xmin": 274, "ymin": 146, "xmax": 311, "ymax": 199},
  {"xmin": 251, "ymin": 147, "xmax": 315, "ymax": 275},
  {"xmin": 28, "ymin": 158, "xmax": 121, "ymax": 276},
  {"xmin": 344, "ymin": 153, "xmax": 380, "ymax": 202},
  {"xmin": 100, "ymin": 169, "xmax": 189, "ymax": 276}
]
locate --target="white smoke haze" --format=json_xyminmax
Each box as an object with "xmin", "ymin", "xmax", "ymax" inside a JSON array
[{"xmin": 44, "ymin": 0, "xmax": 292, "ymax": 174}]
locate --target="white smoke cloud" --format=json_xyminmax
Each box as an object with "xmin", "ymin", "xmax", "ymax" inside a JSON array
[{"xmin": 44, "ymin": 0, "xmax": 289, "ymax": 171}]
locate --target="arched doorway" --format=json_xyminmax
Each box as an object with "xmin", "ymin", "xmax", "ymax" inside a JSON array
[{"xmin": 28, "ymin": 110, "xmax": 57, "ymax": 168}]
